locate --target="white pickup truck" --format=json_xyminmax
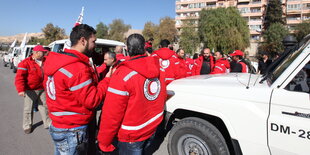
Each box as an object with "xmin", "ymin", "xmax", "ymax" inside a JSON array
[{"xmin": 165, "ymin": 35, "xmax": 310, "ymax": 155}]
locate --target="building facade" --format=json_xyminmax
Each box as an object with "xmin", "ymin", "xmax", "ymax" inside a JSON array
[{"xmin": 175, "ymin": 0, "xmax": 310, "ymax": 56}]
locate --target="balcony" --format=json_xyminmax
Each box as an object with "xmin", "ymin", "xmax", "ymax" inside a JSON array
[
  {"xmin": 176, "ymin": 0, "xmax": 217, "ymax": 5},
  {"xmin": 176, "ymin": 16, "xmax": 200, "ymax": 20},
  {"xmin": 250, "ymin": 30, "xmax": 261, "ymax": 35},
  {"xmin": 176, "ymin": 7, "xmax": 203, "ymax": 13},
  {"xmin": 286, "ymin": 18, "xmax": 302, "ymax": 24},
  {"xmin": 238, "ymin": 0, "xmax": 250, "ymax": 2},
  {"xmin": 248, "ymin": 20, "xmax": 262, "ymax": 25},
  {"xmin": 303, "ymin": 16, "xmax": 310, "ymax": 20}
]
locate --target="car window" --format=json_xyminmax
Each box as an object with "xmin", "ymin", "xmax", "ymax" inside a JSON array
[
  {"xmin": 285, "ymin": 61, "xmax": 310, "ymax": 93},
  {"xmin": 26, "ymin": 48, "xmax": 33, "ymax": 58},
  {"xmin": 52, "ymin": 44, "xmax": 64, "ymax": 53}
]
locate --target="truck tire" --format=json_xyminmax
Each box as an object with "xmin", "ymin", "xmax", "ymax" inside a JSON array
[
  {"xmin": 4, "ymin": 62, "xmax": 7, "ymax": 67},
  {"xmin": 13, "ymin": 66, "xmax": 17, "ymax": 73},
  {"xmin": 168, "ymin": 117, "xmax": 230, "ymax": 155}
]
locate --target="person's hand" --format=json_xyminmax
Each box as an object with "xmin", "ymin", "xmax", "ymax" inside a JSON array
[
  {"xmin": 96, "ymin": 143, "xmax": 113, "ymax": 155},
  {"xmin": 105, "ymin": 66, "xmax": 116, "ymax": 78},
  {"xmin": 18, "ymin": 92, "xmax": 25, "ymax": 97}
]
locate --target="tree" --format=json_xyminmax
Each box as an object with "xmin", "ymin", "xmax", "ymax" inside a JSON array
[
  {"xmin": 27, "ymin": 37, "xmax": 48, "ymax": 45},
  {"xmin": 260, "ymin": 23, "xmax": 289, "ymax": 57},
  {"xmin": 108, "ymin": 19, "xmax": 131, "ymax": 42},
  {"xmin": 158, "ymin": 17, "xmax": 177, "ymax": 44},
  {"xmin": 96, "ymin": 22, "xmax": 109, "ymax": 39},
  {"xmin": 42, "ymin": 23, "xmax": 66, "ymax": 44},
  {"xmin": 294, "ymin": 20, "xmax": 310, "ymax": 42},
  {"xmin": 179, "ymin": 20, "xmax": 200, "ymax": 55},
  {"xmin": 142, "ymin": 21, "xmax": 158, "ymax": 41},
  {"xmin": 199, "ymin": 7, "xmax": 250, "ymax": 53},
  {"xmin": 263, "ymin": 0, "xmax": 284, "ymax": 30}
]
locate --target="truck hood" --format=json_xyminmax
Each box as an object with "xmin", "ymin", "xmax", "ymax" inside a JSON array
[{"xmin": 169, "ymin": 73, "xmax": 263, "ymax": 89}]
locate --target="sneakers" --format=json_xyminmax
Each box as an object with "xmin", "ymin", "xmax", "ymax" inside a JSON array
[{"xmin": 24, "ymin": 128, "xmax": 32, "ymax": 134}]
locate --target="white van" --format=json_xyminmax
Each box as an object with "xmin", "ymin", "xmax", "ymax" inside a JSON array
[
  {"xmin": 3, "ymin": 47, "xmax": 20, "ymax": 68},
  {"xmin": 48, "ymin": 38, "xmax": 126, "ymax": 66},
  {"xmin": 12, "ymin": 45, "xmax": 36, "ymax": 73}
]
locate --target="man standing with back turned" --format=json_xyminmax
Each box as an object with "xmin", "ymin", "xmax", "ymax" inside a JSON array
[
  {"xmin": 43, "ymin": 24, "xmax": 110, "ymax": 155},
  {"xmin": 97, "ymin": 34, "xmax": 167, "ymax": 155}
]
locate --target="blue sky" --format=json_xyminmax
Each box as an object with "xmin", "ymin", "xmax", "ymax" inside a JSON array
[{"xmin": 0, "ymin": 0, "xmax": 175, "ymax": 36}]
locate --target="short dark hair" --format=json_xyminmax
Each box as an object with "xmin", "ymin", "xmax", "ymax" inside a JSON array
[
  {"xmin": 70, "ymin": 24, "xmax": 96, "ymax": 47},
  {"xmin": 127, "ymin": 34, "xmax": 145, "ymax": 57},
  {"xmin": 105, "ymin": 51, "xmax": 116, "ymax": 60},
  {"xmin": 176, "ymin": 48, "xmax": 183, "ymax": 54},
  {"xmin": 236, "ymin": 55, "xmax": 243, "ymax": 59},
  {"xmin": 160, "ymin": 39, "xmax": 170, "ymax": 48},
  {"xmin": 146, "ymin": 47, "xmax": 153, "ymax": 54},
  {"xmin": 216, "ymin": 51, "xmax": 224, "ymax": 56},
  {"xmin": 193, "ymin": 53, "xmax": 199, "ymax": 59},
  {"xmin": 149, "ymin": 38, "xmax": 154, "ymax": 41}
]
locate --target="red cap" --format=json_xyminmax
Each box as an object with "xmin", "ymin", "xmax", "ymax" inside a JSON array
[
  {"xmin": 230, "ymin": 50, "xmax": 244, "ymax": 57},
  {"xmin": 33, "ymin": 45, "xmax": 48, "ymax": 52}
]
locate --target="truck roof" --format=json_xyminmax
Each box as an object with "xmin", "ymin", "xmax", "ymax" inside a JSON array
[{"xmin": 48, "ymin": 38, "xmax": 125, "ymax": 47}]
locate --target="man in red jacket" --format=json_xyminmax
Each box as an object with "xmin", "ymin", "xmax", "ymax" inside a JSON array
[
  {"xmin": 175, "ymin": 48, "xmax": 188, "ymax": 78},
  {"xmin": 97, "ymin": 34, "xmax": 167, "ymax": 154},
  {"xmin": 194, "ymin": 48, "xmax": 215, "ymax": 75},
  {"xmin": 230, "ymin": 50, "xmax": 248, "ymax": 73},
  {"xmin": 185, "ymin": 54, "xmax": 195, "ymax": 77},
  {"xmin": 211, "ymin": 51, "xmax": 230, "ymax": 74},
  {"xmin": 15, "ymin": 45, "xmax": 51, "ymax": 134},
  {"xmin": 152, "ymin": 39, "xmax": 179, "ymax": 84},
  {"xmin": 43, "ymin": 24, "xmax": 110, "ymax": 155},
  {"xmin": 145, "ymin": 37, "xmax": 154, "ymax": 49}
]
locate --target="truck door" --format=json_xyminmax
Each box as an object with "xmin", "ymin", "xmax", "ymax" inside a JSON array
[{"xmin": 268, "ymin": 59, "xmax": 310, "ymax": 155}]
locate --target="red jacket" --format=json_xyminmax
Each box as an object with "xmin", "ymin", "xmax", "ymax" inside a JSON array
[
  {"xmin": 185, "ymin": 58, "xmax": 195, "ymax": 77},
  {"xmin": 175, "ymin": 56, "xmax": 187, "ymax": 78},
  {"xmin": 240, "ymin": 61, "xmax": 248, "ymax": 73},
  {"xmin": 152, "ymin": 48, "xmax": 179, "ymax": 84},
  {"xmin": 97, "ymin": 55, "xmax": 167, "ymax": 152},
  {"xmin": 116, "ymin": 53, "xmax": 129, "ymax": 61},
  {"xmin": 145, "ymin": 41, "xmax": 152, "ymax": 49},
  {"xmin": 15, "ymin": 57, "xmax": 44, "ymax": 93},
  {"xmin": 194, "ymin": 56, "xmax": 215, "ymax": 75},
  {"xmin": 211, "ymin": 58, "xmax": 230, "ymax": 74},
  {"xmin": 43, "ymin": 49, "xmax": 110, "ymax": 128}
]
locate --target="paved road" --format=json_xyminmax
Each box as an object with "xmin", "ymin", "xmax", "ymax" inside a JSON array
[{"xmin": 0, "ymin": 62, "xmax": 169, "ymax": 155}]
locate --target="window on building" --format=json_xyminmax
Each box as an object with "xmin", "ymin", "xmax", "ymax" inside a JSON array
[
  {"xmin": 287, "ymin": 15, "xmax": 301, "ymax": 20},
  {"xmin": 252, "ymin": 0, "xmax": 261, "ymax": 4},
  {"xmin": 287, "ymin": 4, "xmax": 301, "ymax": 11},
  {"xmin": 250, "ymin": 7, "xmax": 261, "ymax": 13},
  {"xmin": 251, "ymin": 35, "xmax": 260, "ymax": 40},
  {"xmin": 239, "ymin": 7, "xmax": 250, "ymax": 13},
  {"xmin": 176, "ymin": 5, "xmax": 181, "ymax": 10},
  {"xmin": 249, "ymin": 25, "xmax": 262, "ymax": 31},
  {"xmin": 287, "ymin": 25, "xmax": 296, "ymax": 30},
  {"xmin": 303, "ymin": 3, "xmax": 310, "ymax": 9}
]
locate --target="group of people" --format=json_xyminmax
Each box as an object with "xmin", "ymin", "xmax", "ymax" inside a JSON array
[{"xmin": 14, "ymin": 23, "xmax": 273, "ymax": 155}]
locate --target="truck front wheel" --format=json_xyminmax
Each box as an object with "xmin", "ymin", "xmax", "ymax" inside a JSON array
[{"xmin": 168, "ymin": 117, "xmax": 230, "ymax": 155}]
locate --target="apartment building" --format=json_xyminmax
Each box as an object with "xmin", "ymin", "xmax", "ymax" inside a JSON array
[{"xmin": 175, "ymin": 0, "xmax": 310, "ymax": 56}]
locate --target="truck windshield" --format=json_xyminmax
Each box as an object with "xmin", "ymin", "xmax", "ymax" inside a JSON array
[{"xmin": 268, "ymin": 38, "xmax": 310, "ymax": 84}]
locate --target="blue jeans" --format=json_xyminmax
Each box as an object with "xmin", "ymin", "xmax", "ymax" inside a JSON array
[
  {"xmin": 117, "ymin": 134, "xmax": 154, "ymax": 155},
  {"xmin": 49, "ymin": 124, "xmax": 88, "ymax": 155}
]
